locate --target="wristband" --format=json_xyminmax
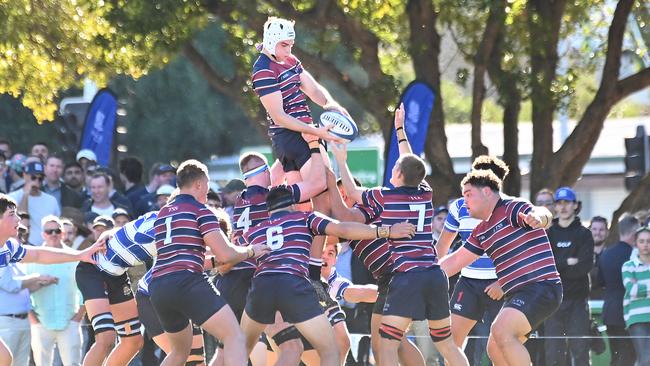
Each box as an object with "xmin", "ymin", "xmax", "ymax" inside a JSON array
[
  {"xmin": 210, "ymin": 256, "xmax": 216, "ymax": 269},
  {"xmin": 398, "ymin": 139, "xmax": 407, "ymax": 143},
  {"xmin": 247, "ymin": 247, "xmax": 255, "ymax": 259},
  {"xmin": 310, "ymin": 147, "xmax": 320, "ymax": 154},
  {"xmin": 396, "ymin": 127, "xmax": 404, "ymax": 132}
]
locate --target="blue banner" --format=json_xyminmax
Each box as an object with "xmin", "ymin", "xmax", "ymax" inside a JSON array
[
  {"xmin": 383, "ymin": 81, "xmax": 436, "ymax": 187},
  {"xmin": 80, "ymin": 89, "xmax": 118, "ymax": 167}
]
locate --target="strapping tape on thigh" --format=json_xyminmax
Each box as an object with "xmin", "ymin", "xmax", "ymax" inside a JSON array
[
  {"xmin": 115, "ymin": 318, "xmax": 142, "ymax": 337},
  {"xmin": 91, "ymin": 312, "xmax": 115, "ymax": 334}
]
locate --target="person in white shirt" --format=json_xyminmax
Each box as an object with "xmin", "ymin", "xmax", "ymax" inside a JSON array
[{"xmin": 9, "ymin": 162, "xmax": 60, "ymax": 245}]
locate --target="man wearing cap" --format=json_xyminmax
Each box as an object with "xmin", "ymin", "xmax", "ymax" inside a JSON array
[
  {"xmin": 76, "ymin": 149, "xmax": 97, "ymax": 172},
  {"xmin": 134, "ymin": 163, "xmax": 176, "ymax": 216},
  {"xmin": 544, "ymin": 187, "xmax": 594, "ymax": 366},
  {"xmin": 155, "ymin": 185, "xmax": 175, "ymax": 212},
  {"xmin": 112, "ymin": 208, "xmax": 131, "ymax": 228},
  {"xmin": 9, "ymin": 162, "xmax": 60, "ymax": 245}
]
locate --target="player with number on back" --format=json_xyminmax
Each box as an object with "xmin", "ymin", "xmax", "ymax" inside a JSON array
[
  {"xmin": 327, "ymin": 104, "xmax": 426, "ymax": 366},
  {"xmin": 239, "ymin": 185, "xmax": 416, "ymax": 366},
  {"xmin": 211, "ymin": 145, "xmax": 326, "ymax": 366},
  {"xmin": 334, "ymin": 104, "xmax": 469, "ymax": 366},
  {"xmin": 147, "ymin": 160, "xmax": 269, "ymax": 366}
]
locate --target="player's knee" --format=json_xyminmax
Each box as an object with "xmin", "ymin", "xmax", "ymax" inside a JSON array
[
  {"xmin": 379, "ymin": 323, "xmax": 404, "ymax": 341},
  {"xmin": 429, "ymin": 325, "xmax": 451, "ymax": 343},
  {"xmin": 489, "ymin": 322, "xmax": 512, "ymax": 345}
]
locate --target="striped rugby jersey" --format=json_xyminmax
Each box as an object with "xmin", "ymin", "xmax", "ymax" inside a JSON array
[
  {"xmin": 137, "ymin": 267, "xmax": 152, "ymax": 296},
  {"xmin": 0, "ymin": 238, "xmax": 27, "ymax": 268},
  {"xmin": 232, "ymin": 184, "xmax": 301, "ymax": 271},
  {"xmin": 243, "ymin": 210, "xmax": 332, "ymax": 279},
  {"xmin": 252, "ymin": 54, "xmax": 313, "ymax": 130},
  {"xmin": 151, "ymin": 194, "xmax": 220, "ymax": 279},
  {"xmin": 94, "ymin": 211, "xmax": 157, "ymax": 276},
  {"xmin": 327, "ymin": 267, "xmax": 352, "ymax": 301},
  {"xmin": 348, "ymin": 204, "xmax": 393, "ymax": 279},
  {"xmin": 464, "ymin": 198, "xmax": 560, "ymax": 294},
  {"xmin": 445, "ymin": 198, "xmax": 497, "ymax": 280},
  {"xmin": 362, "ymin": 181, "xmax": 437, "ymax": 273}
]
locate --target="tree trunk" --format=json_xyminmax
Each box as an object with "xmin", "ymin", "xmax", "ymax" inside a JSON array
[
  {"xmin": 488, "ymin": 31, "xmax": 522, "ymax": 196},
  {"xmin": 527, "ymin": 0, "xmax": 567, "ymax": 198},
  {"xmin": 406, "ymin": 0, "xmax": 458, "ymax": 203},
  {"xmin": 606, "ymin": 173, "xmax": 650, "ymax": 244},
  {"xmin": 469, "ymin": 1, "xmax": 505, "ymax": 159}
]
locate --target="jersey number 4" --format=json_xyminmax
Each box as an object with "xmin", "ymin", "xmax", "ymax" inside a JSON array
[
  {"xmin": 266, "ymin": 226, "xmax": 284, "ymax": 250},
  {"xmin": 236, "ymin": 207, "xmax": 252, "ymax": 233}
]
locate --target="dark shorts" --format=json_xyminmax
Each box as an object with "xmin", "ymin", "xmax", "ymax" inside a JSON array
[
  {"xmin": 245, "ymin": 274, "xmax": 323, "ymax": 324},
  {"xmin": 503, "ymin": 280, "xmax": 563, "ymax": 331},
  {"xmin": 213, "ymin": 268, "xmax": 255, "ymax": 321},
  {"xmin": 383, "ymin": 267, "xmax": 450, "ymax": 321},
  {"xmin": 270, "ymin": 128, "xmax": 312, "ymax": 172},
  {"xmin": 76, "ymin": 262, "xmax": 133, "ymax": 305},
  {"xmin": 372, "ymin": 274, "xmax": 392, "ymax": 315},
  {"xmin": 149, "ymin": 271, "xmax": 227, "ymax": 333},
  {"xmin": 136, "ymin": 291, "xmax": 164, "ymax": 338},
  {"xmin": 450, "ymin": 277, "xmax": 504, "ymax": 321}
]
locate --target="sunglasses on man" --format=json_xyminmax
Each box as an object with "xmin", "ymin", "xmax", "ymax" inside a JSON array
[
  {"xmin": 44, "ymin": 228, "xmax": 62, "ymax": 235},
  {"xmin": 30, "ymin": 175, "xmax": 44, "ymax": 182}
]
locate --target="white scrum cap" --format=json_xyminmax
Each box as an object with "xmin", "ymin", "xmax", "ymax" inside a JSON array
[{"xmin": 263, "ymin": 17, "xmax": 295, "ymax": 56}]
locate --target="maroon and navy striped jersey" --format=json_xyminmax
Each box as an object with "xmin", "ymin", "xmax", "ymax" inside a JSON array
[
  {"xmin": 348, "ymin": 204, "xmax": 393, "ymax": 279},
  {"xmin": 243, "ymin": 210, "xmax": 332, "ymax": 279},
  {"xmin": 252, "ymin": 54, "xmax": 313, "ymax": 130},
  {"xmin": 362, "ymin": 182, "xmax": 437, "ymax": 273},
  {"xmin": 151, "ymin": 194, "xmax": 221, "ymax": 279},
  {"xmin": 464, "ymin": 198, "xmax": 560, "ymax": 294},
  {"xmin": 231, "ymin": 184, "xmax": 301, "ymax": 271}
]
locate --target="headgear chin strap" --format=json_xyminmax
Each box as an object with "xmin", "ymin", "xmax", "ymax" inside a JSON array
[
  {"xmin": 263, "ymin": 17, "xmax": 295, "ymax": 56},
  {"xmin": 243, "ymin": 164, "xmax": 268, "ymax": 180}
]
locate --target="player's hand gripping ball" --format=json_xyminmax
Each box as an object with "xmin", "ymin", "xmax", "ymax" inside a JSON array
[{"xmin": 319, "ymin": 110, "xmax": 359, "ymax": 143}]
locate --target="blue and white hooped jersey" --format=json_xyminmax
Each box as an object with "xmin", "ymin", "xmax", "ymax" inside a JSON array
[
  {"xmin": 327, "ymin": 267, "xmax": 352, "ymax": 301},
  {"xmin": 0, "ymin": 238, "xmax": 27, "ymax": 268},
  {"xmin": 137, "ymin": 267, "xmax": 153, "ymax": 296},
  {"xmin": 445, "ymin": 198, "xmax": 496, "ymax": 280},
  {"xmin": 94, "ymin": 212, "xmax": 158, "ymax": 276}
]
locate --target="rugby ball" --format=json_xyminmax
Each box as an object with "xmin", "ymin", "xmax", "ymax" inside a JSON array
[{"xmin": 319, "ymin": 111, "xmax": 359, "ymax": 142}]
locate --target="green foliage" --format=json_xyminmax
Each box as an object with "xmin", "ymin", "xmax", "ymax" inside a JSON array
[{"xmin": 0, "ymin": 0, "xmax": 206, "ymax": 122}]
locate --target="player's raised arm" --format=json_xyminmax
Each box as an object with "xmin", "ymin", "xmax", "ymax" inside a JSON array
[
  {"xmin": 326, "ymin": 169, "xmax": 366, "ymax": 223},
  {"xmin": 331, "ymin": 143, "xmax": 364, "ymax": 204},
  {"xmin": 300, "ymin": 70, "xmax": 350, "ymax": 118},
  {"xmin": 394, "ymin": 103, "xmax": 413, "ymax": 155}
]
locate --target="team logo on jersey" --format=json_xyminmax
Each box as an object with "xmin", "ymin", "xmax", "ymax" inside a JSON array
[
  {"xmin": 453, "ymin": 303, "xmax": 462, "ymax": 311},
  {"xmin": 511, "ymin": 298, "xmax": 525, "ymax": 307},
  {"xmin": 123, "ymin": 284, "xmax": 132, "ymax": 296}
]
